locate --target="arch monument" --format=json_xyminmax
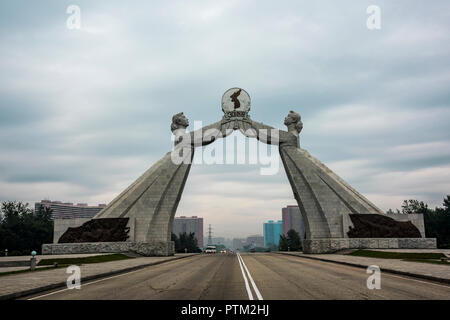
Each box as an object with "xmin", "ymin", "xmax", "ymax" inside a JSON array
[{"xmin": 43, "ymin": 88, "xmax": 436, "ymax": 255}]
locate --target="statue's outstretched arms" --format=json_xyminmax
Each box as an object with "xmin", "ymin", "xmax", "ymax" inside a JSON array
[
  {"xmin": 190, "ymin": 120, "xmax": 232, "ymax": 147},
  {"xmin": 240, "ymin": 119, "xmax": 296, "ymax": 146},
  {"xmin": 241, "ymin": 119, "xmax": 283, "ymax": 146}
]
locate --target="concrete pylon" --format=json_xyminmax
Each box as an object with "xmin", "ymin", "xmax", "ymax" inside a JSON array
[
  {"xmin": 92, "ymin": 113, "xmax": 225, "ymax": 253},
  {"xmin": 280, "ymin": 146, "xmax": 384, "ymax": 239},
  {"xmin": 94, "ymin": 150, "xmax": 193, "ymax": 244}
]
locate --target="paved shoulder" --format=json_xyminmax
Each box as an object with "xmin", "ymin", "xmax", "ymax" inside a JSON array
[
  {"xmin": 1, "ymin": 254, "xmax": 197, "ymax": 300},
  {"xmin": 238, "ymin": 253, "xmax": 450, "ymax": 300},
  {"xmin": 28, "ymin": 254, "xmax": 248, "ymax": 300}
]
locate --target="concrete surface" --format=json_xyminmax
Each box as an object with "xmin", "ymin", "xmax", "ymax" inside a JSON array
[
  {"xmin": 386, "ymin": 213, "xmax": 426, "ymax": 237},
  {"xmin": 303, "ymin": 237, "xmax": 436, "ymax": 254},
  {"xmin": 53, "ymin": 218, "xmax": 91, "ymax": 243},
  {"xmin": 0, "ymin": 253, "xmax": 198, "ymax": 300},
  {"xmin": 42, "ymin": 241, "xmax": 175, "ymax": 256},
  {"xmin": 19, "ymin": 253, "xmax": 450, "ymax": 300},
  {"xmin": 0, "ymin": 253, "xmax": 111, "ymax": 272},
  {"xmin": 0, "ymin": 253, "xmax": 110, "ymax": 262},
  {"xmin": 277, "ymin": 251, "xmax": 450, "ymax": 283}
]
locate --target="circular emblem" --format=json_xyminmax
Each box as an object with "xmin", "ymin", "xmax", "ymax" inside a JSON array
[{"xmin": 221, "ymin": 88, "xmax": 251, "ymax": 114}]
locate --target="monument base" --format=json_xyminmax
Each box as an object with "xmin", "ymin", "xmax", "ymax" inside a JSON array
[
  {"xmin": 303, "ymin": 238, "xmax": 437, "ymax": 254},
  {"xmin": 42, "ymin": 241, "xmax": 175, "ymax": 257}
]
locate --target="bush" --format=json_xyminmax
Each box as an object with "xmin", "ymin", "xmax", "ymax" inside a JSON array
[
  {"xmin": 389, "ymin": 195, "xmax": 450, "ymax": 249},
  {"xmin": 0, "ymin": 201, "xmax": 53, "ymax": 255},
  {"xmin": 279, "ymin": 229, "xmax": 302, "ymax": 251}
]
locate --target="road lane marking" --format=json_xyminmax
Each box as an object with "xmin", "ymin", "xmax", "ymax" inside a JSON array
[
  {"xmin": 237, "ymin": 252, "xmax": 263, "ymax": 300},
  {"xmin": 28, "ymin": 255, "xmax": 205, "ymax": 300},
  {"xmin": 237, "ymin": 252, "xmax": 254, "ymax": 300},
  {"xmin": 28, "ymin": 267, "xmax": 147, "ymax": 300},
  {"xmin": 383, "ymin": 272, "xmax": 450, "ymax": 289}
]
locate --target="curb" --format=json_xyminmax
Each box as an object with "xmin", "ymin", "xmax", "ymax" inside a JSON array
[
  {"xmin": 276, "ymin": 252, "xmax": 450, "ymax": 285},
  {"xmin": 0, "ymin": 253, "xmax": 200, "ymax": 300}
]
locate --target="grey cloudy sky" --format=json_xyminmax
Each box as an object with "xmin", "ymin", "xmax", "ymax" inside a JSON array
[{"xmin": 1, "ymin": 0, "xmax": 449, "ymax": 238}]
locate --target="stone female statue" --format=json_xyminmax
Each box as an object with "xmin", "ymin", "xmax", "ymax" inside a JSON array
[
  {"xmin": 170, "ymin": 112, "xmax": 233, "ymax": 164},
  {"xmin": 171, "ymin": 112, "xmax": 226, "ymax": 147},
  {"xmin": 240, "ymin": 110, "xmax": 303, "ymax": 148},
  {"xmin": 93, "ymin": 112, "xmax": 231, "ymax": 249},
  {"xmin": 241, "ymin": 110, "xmax": 383, "ymax": 240}
]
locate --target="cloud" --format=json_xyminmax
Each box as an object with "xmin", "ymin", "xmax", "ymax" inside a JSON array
[{"xmin": 0, "ymin": 0, "xmax": 449, "ymax": 238}]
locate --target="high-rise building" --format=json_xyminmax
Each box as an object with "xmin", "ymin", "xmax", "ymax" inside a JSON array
[
  {"xmin": 207, "ymin": 224, "xmax": 212, "ymax": 245},
  {"xmin": 263, "ymin": 220, "xmax": 283, "ymax": 247},
  {"xmin": 246, "ymin": 235, "xmax": 264, "ymax": 248},
  {"xmin": 35, "ymin": 200, "xmax": 106, "ymax": 219},
  {"xmin": 282, "ymin": 205, "xmax": 306, "ymax": 239},
  {"xmin": 172, "ymin": 216, "xmax": 204, "ymax": 248}
]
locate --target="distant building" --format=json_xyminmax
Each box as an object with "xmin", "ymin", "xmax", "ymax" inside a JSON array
[
  {"xmin": 222, "ymin": 238, "xmax": 233, "ymax": 249},
  {"xmin": 211, "ymin": 237, "xmax": 225, "ymax": 245},
  {"xmin": 263, "ymin": 220, "xmax": 283, "ymax": 247},
  {"xmin": 282, "ymin": 205, "xmax": 306, "ymax": 239},
  {"xmin": 172, "ymin": 216, "xmax": 204, "ymax": 248},
  {"xmin": 232, "ymin": 238, "xmax": 246, "ymax": 250},
  {"xmin": 246, "ymin": 235, "xmax": 264, "ymax": 248},
  {"xmin": 35, "ymin": 200, "xmax": 106, "ymax": 220}
]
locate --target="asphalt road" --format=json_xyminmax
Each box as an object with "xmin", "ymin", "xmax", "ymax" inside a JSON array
[{"xmin": 27, "ymin": 253, "xmax": 450, "ymax": 300}]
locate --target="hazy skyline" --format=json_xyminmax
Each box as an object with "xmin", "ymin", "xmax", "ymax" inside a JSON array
[{"xmin": 1, "ymin": 1, "xmax": 449, "ymax": 238}]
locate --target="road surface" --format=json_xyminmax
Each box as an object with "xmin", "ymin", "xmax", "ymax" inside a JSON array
[{"xmin": 27, "ymin": 253, "xmax": 450, "ymax": 300}]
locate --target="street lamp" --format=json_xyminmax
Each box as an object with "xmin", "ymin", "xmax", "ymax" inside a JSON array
[
  {"xmin": 4, "ymin": 249, "xmax": 7, "ymax": 256},
  {"xmin": 30, "ymin": 251, "xmax": 37, "ymax": 271}
]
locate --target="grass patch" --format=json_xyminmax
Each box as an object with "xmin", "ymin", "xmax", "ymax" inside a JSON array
[
  {"xmin": 37, "ymin": 253, "xmax": 133, "ymax": 266},
  {"xmin": 404, "ymin": 259, "xmax": 450, "ymax": 266},
  {"xmin": 0, "ymin": 254, "xmax": 134, "ymax": 277},
  {"xmin": 348, "ymin": 250, "xmax": 445, "ymax": 260}
]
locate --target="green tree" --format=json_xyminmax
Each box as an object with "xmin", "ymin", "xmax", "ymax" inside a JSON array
[
  {"xmin": 391, "ymin": 196, "xmax": 450, "ymax": 249},
  {"xmin": 174, "ymin": 232, "xmax": 201, "ymax": 253},
  {"xmin": 171, "ymin": 232, "xmax": 180, "ymax": 251},
  {"xmin": 0, "ymin": 201, "xmax": 53, "ymax": 255},
  {"xmin": 287, "ymin": 229, "xmax": 302, "ymax": 251},
  {"xmin": 278, "ymin": 234, "xmax": 288, "ymax": 251},
  {"xmin": 278, "ymin": 229, "xmax": 302, "ymax": 251},
  {"xmin": 401, "ymin": 199, "xmax": 429, "ymax": 214},
  {"xmin": 423, "ymin": 196, "xmax": 450, "ymax": 248},
  {"xmin": 443, "ymin": 195, "xmax": 450, "ymax": 211}
]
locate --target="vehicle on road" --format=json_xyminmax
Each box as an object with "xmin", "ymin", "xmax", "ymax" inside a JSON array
[{"xmin": 204, "ymin": 245, "xmax": 217, "ymax": 253}]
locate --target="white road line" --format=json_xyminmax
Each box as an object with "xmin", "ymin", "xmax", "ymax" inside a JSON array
[
  {"xmin": 383, "ymin": 272, "xmax": 450, "ymax": 289},
  {"xmin": 237, "ymin": 252, "xmax": 254, "ymax": 300},
  {"xmin": 28, "ymin": 267, "xmax": 146, "ymax": 300},
  {"xmin": 237, "ymin": 252, "xmax": 263, "ymax": 300}
]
